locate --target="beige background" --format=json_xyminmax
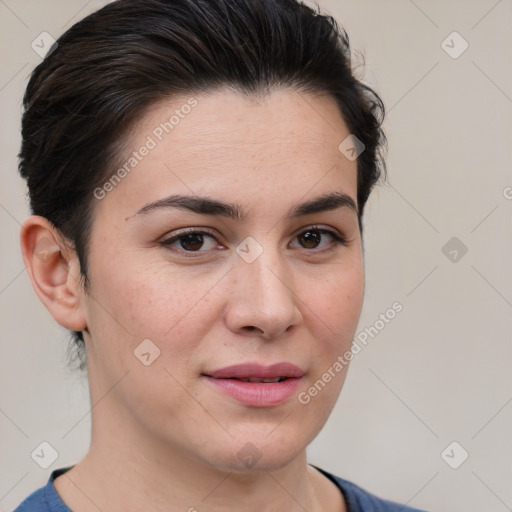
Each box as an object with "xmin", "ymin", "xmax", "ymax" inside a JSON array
[{"xmin": 1, "ymin": 1, "xmax": 511, "ymax": 511}]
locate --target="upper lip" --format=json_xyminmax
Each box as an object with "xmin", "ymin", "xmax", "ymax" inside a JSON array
[{"xmin": 204, "ymin": 362, "xmax": 305, "ymax": 379}]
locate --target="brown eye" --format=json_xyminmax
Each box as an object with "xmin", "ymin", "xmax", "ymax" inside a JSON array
[
  {"xmin": 161, "ymin": 230, "xmax": 219, "ymax": 253},
  {"xmin": 179, "ymin": 233, "xmax": 204, "ymax": 251},
  {"xmin": 298, "ymin": 230, "xmax": 322, "ymax": 249},
  {"xmin": 291, "ymin": 227, "xmax": 347, "ymax": 251}
]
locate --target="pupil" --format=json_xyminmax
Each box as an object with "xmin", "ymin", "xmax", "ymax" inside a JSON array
[
  {"xmin": 301, "ymin": 231, "xmax": 320, "ymax": 248},
  {"xmin": 181, "ymin": 233, "xmax": 203, "ymax": 251}
]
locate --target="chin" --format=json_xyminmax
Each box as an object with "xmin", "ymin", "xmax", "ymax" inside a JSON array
[{"xmin": 203, "ymin": 431, "xmax": 309, "ymax": 474}]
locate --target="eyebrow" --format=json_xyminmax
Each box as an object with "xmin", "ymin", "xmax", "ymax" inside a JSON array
[{"xmin": 132, "ymin": 191, "xmax": 358, "ymax": 220}]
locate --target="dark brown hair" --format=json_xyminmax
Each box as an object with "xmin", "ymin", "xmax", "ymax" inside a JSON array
[{"xmin": 19, "ymin": 0, "xmax": 386, "ymax": 370}]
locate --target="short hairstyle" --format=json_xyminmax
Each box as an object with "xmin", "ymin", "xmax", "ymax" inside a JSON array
[{"xmin": 19, "ymin": 0, "xmax": 386, "ymax": 370}]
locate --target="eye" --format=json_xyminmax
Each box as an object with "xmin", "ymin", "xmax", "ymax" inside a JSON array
[
  {"xmin": 291, "ymin": 226, "xmax": 347, "ymax": 250},
  {"xmin": 160, "ymin": 229, "xmax": 220, "ymax": 253},
  {"xmin": 159, "ymin": 226, "xmax": 348, "ymax": 256}
]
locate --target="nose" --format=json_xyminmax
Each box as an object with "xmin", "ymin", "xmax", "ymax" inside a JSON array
[{"xmin": 224, "ymin": 248, "xmax": 303, "ymax": 340}]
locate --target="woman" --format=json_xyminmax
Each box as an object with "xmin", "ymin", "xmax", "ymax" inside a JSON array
[{"xmin": 15, "ymin": 0, "xmax": 428, "ymax": 510}]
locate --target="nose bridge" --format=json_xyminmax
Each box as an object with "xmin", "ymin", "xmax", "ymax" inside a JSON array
[
  {"xmin": 238, "ymin": 238, "xmax": 291, "ymax": 303},
  {"xmin": 227, "ymin": 237, "xmax": 301, "ymax": 337},
  {"xmin": 247, "ymin": 248, "xmax": 290, "ymax": 301}
]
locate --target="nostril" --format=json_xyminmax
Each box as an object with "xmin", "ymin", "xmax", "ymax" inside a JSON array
[{"xmin": 243, "ymin": 326, "xmax": 267, "ymax": 336}]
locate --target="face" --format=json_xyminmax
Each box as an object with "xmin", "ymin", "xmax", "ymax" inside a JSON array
[{"xmin": 81, "ymin": 88, "xmax": 364, "ymax": 472}]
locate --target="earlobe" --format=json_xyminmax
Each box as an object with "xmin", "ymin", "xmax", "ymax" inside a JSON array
[{"xmin": 20, "ymin": 216, "xmax": 88, "ymax": 333}]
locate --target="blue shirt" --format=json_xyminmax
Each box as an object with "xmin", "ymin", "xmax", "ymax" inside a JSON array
[{"xmin": 14, "ymin": 465, "xmax": 429, "ymax": 511}]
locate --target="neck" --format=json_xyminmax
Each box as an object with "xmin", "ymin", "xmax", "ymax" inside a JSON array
[
  {"xmin": 54, "ymin": 408, "xmax": 343, "ymax": 512},
  {"xmin": 56, "ymin": 440, "xmax": 332, "ymax": 512}
]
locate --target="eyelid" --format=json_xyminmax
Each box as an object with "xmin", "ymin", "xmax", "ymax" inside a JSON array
[
  {"xmin": 159, "ymin": 227, "xmax": 222, "ymax": 247},
  {"xmin": 290, "ymin": 224, "xmax": 348, "ymax": 248},
  {"xmin": 159, "ymin": 224, "xmax": 348, "ymax": 257},
  {"xmin": 161, "ymin": 224, "xmax": 344, "ymax": 242},
  {"xmin": 161, "ymin": 226, "xmax": 218, "ymax": 239},
  {"xmin": 292, "ymin": 224, "xmax": 345, "ymax": 239}
]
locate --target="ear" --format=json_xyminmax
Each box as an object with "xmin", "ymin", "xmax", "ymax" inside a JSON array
[{"xmin": 20, "ymin": 216, "xmax": 87, "ymax": 333}]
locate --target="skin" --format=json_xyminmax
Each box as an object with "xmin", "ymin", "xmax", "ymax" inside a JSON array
[{"xmin": 21, "ymin": 88, "xmax": 364, "ymax": 512}]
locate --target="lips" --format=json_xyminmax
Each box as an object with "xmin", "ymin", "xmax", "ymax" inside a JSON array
[
  {"xmin": 203, "ymin": 362, "xmax": 304, "ymax": 407},
  {"xmin": 205, "ymin": 362, "xmax": 305, "ymax": 380}
]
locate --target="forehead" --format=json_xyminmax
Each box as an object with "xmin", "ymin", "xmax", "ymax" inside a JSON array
[
  {"xmin": 96, "ymin": 87, "xmax": 358, "ymax": 220},
  {"xmin": 138, "ymin": 87, "xmax": 349, "ymax": 156}
]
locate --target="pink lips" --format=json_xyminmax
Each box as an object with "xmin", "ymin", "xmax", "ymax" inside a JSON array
[{"xmin": 203, "ymin": 362, "xmax": 304, "ymax": 407}]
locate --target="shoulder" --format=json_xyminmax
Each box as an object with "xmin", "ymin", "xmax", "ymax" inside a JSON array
[
  {"xmin": 313, "ymin": 466, "xmax": 430, "ymax": 512},
  {"xmin": 13, "ymin": 486, "xmax": 48, "ymax": 512},
  {"xmin": 13, "ymin": 468, "xmax": 73, "ymax": 512}
]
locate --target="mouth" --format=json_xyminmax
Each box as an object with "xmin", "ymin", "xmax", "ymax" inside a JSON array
[
  {"xmin": 225, "ymin": 376, "xmax": 288, "ymax": 383},
  {"xmin": 202, "ymin": 362, "xmax": 304, "ymax": 407},
  {"xmin": 204, "ymin": 362, "xmax": 304, "ymax": 380}
]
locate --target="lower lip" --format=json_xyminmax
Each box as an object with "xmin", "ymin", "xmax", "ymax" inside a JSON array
[{"xmin": 204, "ymin": 376, "xmax": 302, "ymax": 407}]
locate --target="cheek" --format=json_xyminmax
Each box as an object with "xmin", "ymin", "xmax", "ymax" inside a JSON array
[
  {"xmin": 299, "ymin": 268, "xmax": 363, "ymax": 420},
  {"xmin": 96, "ymin": 253, "xmax": 215, "ymax": 326},
  {"xmin": 85, "ymin": 253, "xmax": 225, "ymax": 363},
  {"xmin": 303, "ymin": 260, "xmax": 364, "ymax": 339}
]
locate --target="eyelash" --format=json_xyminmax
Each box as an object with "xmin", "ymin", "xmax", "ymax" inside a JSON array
[{"xmin": 159, "ymin": 225, "xmax": 348, "ymax": 257}]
